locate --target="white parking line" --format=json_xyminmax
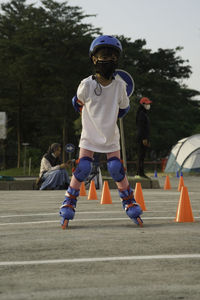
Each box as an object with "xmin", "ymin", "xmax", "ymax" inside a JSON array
[
  {"xmin": 0, "ymin": 254, "xmax": 200, "ymax": 266},
  {"xmin": 0, "ymin": 216, "xmax": 199, "ymax": 226},
  {"xmin": 0, "ymin": 213, "xmax": 58, "ymax": 218},
  {"xmin": 0, "ymin": 211, "xmax": 171, "ymax": 218},
  {"xmin": 0, "ymin": 209, "xmax": 199, "ymax": 218}
]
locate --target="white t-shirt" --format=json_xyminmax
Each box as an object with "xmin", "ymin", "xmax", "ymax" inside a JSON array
[{"xmin": 77, "ymin": 75, "xmax": 129, "ymax": 153}]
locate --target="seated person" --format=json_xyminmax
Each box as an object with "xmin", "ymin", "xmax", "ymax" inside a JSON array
[{"xmin": 39, "ymin": 143, "xmax": 70, "ymax": 190}]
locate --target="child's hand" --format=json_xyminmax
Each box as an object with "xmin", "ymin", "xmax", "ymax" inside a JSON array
[
  {"xmin": 60, "ymin": 163, "xmax": 67, "ymax": 169},
  {"xmin": 60, "ymin": 161, "xmax": 72, "ymax": 169},
  {"xmin": 72, "ymin": 95, "xmax": 84, "ymax": 113}
]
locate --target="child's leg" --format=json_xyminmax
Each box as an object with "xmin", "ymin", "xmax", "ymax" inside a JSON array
[
  {"xmin": 70, "ymin": 148, "xmax": 94, "ymax": 189},
  {"xmin": 107, "ymin": 151, "xmax": 143, "ymax": 226},
  {"xmin": 107, "ymin": 151, "xmax": 129, "ymax": 189},
  {"xmin": 59, "ymin": 148, "xmax": 94, "ymax": 229}
]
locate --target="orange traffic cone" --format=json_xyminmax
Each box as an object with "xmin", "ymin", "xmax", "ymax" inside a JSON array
[
  {"xmin": 134, "ymin": 182, "xmax": 147, "ymax": 211},
  {"xmin": 88, "ymin": 180, "xmax": 98, "ymax": 200},
  {"xmin": 101, "ymin": 181, "xmax": 112, "ymax": 204},
  {"xmin": 178, "ymin": 175, "xmax": 184, "ymax": 192},
  {"xmin": 175, "ymin": 186, "xmax": 194, "ymax": 223},
  {"xmin": 164, "ymin": 175, "xmax": 171, "ymax": 190},
  {"xmin": 80, "ymin": 181, "xmax": 87, "ymax": 196}
]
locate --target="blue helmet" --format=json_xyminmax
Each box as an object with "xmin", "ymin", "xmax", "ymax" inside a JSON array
[{"xmin": 89, "ymin": 35, "xmax": 122, "ymax": 58}]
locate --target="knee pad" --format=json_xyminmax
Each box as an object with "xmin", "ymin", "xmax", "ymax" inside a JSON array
[
  {"xmin": 74, "ymin": 156, "xmax": 93, "ymax": 182},
  {"xmin": 107, "ymin": 157, "xmax": 125, "ymax": 182}
]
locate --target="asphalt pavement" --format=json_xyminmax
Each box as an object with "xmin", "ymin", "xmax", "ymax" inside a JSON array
[{"xmin": 0, "ymin": 175, "xmax": 200, "ymax": 300}]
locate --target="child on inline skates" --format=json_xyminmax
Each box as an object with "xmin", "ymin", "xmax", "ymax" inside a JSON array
[{"xmin": 59, "ymin": 35, "xmax": 143, "ymax": 229}]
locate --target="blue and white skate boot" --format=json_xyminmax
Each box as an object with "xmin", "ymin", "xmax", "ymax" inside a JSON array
[
  {"xmin": 119, "ymin": 187, "xmax": 143, "ymax": 227},
  {"xmin": 59, "ymin": 187, "xmax": 79, "ymax": 229}
]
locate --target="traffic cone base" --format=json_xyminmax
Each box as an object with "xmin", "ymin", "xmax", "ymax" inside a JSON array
[
  {"xmin": 134, "ymin": 182, "xmax": 147, "ymax": 211},
  {"xmin": 164, "ymin": 175, "xmax": 171, "ymax": 190},
  {"xmin": 101, "ymin": 181, "xmax": 112, "ymax": 204},
  {"xmin": 88, "ymin": 181, "xmax": 98, "ymax": 200},
  {"xmin": 175, "ymin": 186, "xmax": 194, "ymax": 223}
]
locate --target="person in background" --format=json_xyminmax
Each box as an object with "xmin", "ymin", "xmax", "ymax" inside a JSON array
[
  {"xmin": 39, "ymin": 143, "xmax": 70, "ymax": 190},
  {"xmin": 135, "ymin": 97, "xmax": 152, "ymax": 179}
]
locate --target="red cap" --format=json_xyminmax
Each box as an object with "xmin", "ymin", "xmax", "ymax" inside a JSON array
[{"xmin": 140, "ymin": 97, "xmax": 152, "ymax": 104}]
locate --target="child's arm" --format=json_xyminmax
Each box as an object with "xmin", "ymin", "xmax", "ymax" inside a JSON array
[
  {"xmin": 118, "ymin": 81, "xmax": 130, "ymax": 118},
  {"xmin": 118, "ymin": 105, "xmax": 130, "ymax": 118},
  {"xmin": 72, "ymin": 95, "xmax": 84, "ymax": 113},
  {"xmin": 72, "ymin": 79, "xmax": 88, "ymax": 113}
]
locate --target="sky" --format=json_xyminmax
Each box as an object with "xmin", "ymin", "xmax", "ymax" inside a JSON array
[
  {"xmin": 68, "ymin": 0, "xmax": 200, "ymax": 92},
  {"xmin": 1, "ymin": 0, "xmax": 200, "ymax": 92}
]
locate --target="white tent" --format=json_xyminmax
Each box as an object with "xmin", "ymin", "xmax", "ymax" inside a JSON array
[{"xmin": 165, "ymin": 134, "xmax": 200, "ymax": 173}]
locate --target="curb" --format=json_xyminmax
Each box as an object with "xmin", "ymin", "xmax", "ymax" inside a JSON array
[{"xmin": 0, "ymin": 177, "xmax": 160, "ymax": 190}]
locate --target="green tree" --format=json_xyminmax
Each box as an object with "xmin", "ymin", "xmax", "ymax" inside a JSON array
[
  {"xmin": 0, "ymin": 0, "xmax": 100, "ymax": 167},
  {"xmin": 0, "ymin": 1, "xmax": 199, "ymax": 170},
  {"xmin": 119, "ymin": 37, "xmax": 200, "ymax": 160}
]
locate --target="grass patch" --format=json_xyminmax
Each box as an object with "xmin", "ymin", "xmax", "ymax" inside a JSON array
[{"xmin": 0, "ymin": 168, "xmax": 40, "ymax": 177}]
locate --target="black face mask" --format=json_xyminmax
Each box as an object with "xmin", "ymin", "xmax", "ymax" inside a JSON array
[{"xmin": 95, "ymin": 60, "xmax": 117, "ymax": 80}]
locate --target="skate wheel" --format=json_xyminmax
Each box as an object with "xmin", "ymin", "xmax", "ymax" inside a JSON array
[
  {"xmin": 61, "ymin": 219, "xmax": 69, "ymax": 230},
  {"xmin": 137, "ymin": 217, "xmax": 143, "ymax": 227}
]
